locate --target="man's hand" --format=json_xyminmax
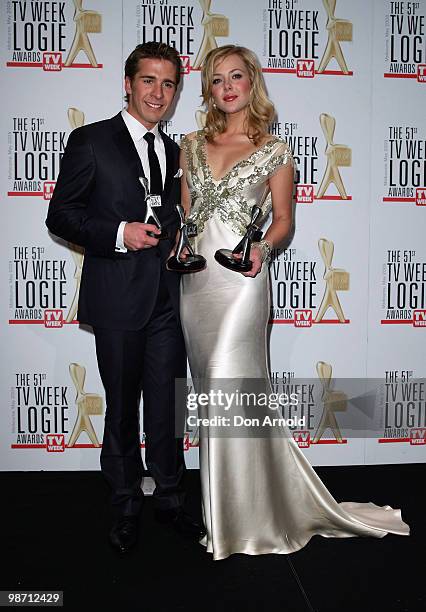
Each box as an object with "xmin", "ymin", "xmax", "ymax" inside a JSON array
[
  {"xmin": 123, "ymin": 222, "xmax": 160, "ymax": 251},
  {"xmin": 233, "ymin": 246, "xmax": 263, "ymax": 277}
]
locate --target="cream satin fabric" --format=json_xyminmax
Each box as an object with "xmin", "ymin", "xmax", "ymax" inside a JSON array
[{"xmin": 180, "ymin": 135, "xmax": 409, "ymax": 561}]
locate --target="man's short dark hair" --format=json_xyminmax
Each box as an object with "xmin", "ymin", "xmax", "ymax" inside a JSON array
[{"xmin": 125, "ymin": 42, "xmax": 181, "ymax": 101}]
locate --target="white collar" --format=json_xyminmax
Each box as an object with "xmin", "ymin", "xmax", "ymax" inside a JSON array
[{"xmin": 121, "ymin": 109, "xmax": 161, "ymax": 142}]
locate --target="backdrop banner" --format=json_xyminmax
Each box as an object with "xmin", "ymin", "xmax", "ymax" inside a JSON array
[{"xmin": 1, "ymin": 0, "xmax": 425, "ymax": 469}]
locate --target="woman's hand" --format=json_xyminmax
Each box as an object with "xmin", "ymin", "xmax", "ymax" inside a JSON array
[
  {"xmin": 233, "ymin": 246, "xmax": 263, "ymax": 277},
  {"xmin": 168, "ymin": 245, "xmax": 190, "ymax": 261}
]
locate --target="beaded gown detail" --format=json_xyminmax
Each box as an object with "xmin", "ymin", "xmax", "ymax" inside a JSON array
[{"xmin": 179, "ymin": 131, "xmax": 409, "ymax": 561}]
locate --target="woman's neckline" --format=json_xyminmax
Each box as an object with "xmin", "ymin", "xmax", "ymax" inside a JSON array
[{"xmin": 198, "ymin": 131, "xmax": 280, "ymax": 183}]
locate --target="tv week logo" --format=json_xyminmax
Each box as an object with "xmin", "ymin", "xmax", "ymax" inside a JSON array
[
  {"xmin": 294, "ymin": 310, "xmax": 313, "ymax": 327},
  {"xmin": 416, "ymin": 188, "xmax": 426, "ymax": 206},
  {"xmin": 417, "ymin": 64, "xmax": 426, "ymax": 83},
  {"xmin": 43, "ymin": 52, "xmax": 63, "ymax": 72},
  {"xmin": 410, "ymin": 428, "xmax": 426, "ymax": 445},
  {"xmin": 296, "ymin": 185, "xmax": 314, "ymax": 203},
  {"xmin": 293, "ymin": 431, "xmax": 311, "ymax": 448},
  {"xmin": 180, "ymin": 56, "xmax": 190, "ymax": 74},
  {"xmin": 296, "ymin": 59, "xmax": 315, "ymax": 78},
  {"xmin": 413, "ymin": 310, "xmax": 426, "ymax": 327},
  {"xmin": 43, "ymin": 182, "xmax": 56, "ymax": 200},
  {"xmin": 44, "ymin": 310, "xmax": 64, "ymax": 328},
  {"xmin": 46, "ymin": 434, "xmax": 65, "ymax": 452}
]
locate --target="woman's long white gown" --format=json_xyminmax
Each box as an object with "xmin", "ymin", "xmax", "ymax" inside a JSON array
[{"xmin": 179, "ymin": 131, "xmax": 409, "ymax": 561}]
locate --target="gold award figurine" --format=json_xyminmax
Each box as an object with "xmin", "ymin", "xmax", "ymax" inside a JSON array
[
  {"xmin": 65, "ymin": 246, "xmax": 84, "ymax": 323},
  {"xmin": 193, "ymin": 0, "xmax": 229, "ymax": 69},
  {"xmin": 317, "ymin": 0, "xmax": 352, "ymax": 74},
  {"xmin": 64, "ymin": 0, "xmax": 102, "ymax": 68},
  {"xmin": 195, "ymin": 109, "xmax": 207, "ymax": 129},
  {"xmin": 315, "ymin": 238, "xmax": 349, "ymax": 323},
  {"xmin": 317, "ymin": 113, "xmax": 351, "ymax": 200},
  {"xmin": 65, "ymin": 108, "xmax": 86, "ymax": 323},
  {"xmin": 68, "ymin": 363, "xmax": 103, "ymax": 447},
  {"xmin": 313, "ymin": 361, "xmax": 347, "ymax": 443}
]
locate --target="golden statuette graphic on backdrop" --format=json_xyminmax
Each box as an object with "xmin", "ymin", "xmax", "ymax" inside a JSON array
[
  {"xmin": 64, "ymin": 0, "xmax": 102, "ymax": 67},
  {"xmin": 195, "ymin": 109, "xmax": 207, "ymax": 129},
  {"xmin": 313, "ymin": 361, "xmax": 347, "ymax": 443},
  {"xmin": 317, "ymin": 113, "xmax": 351, "ymax": 199},
  {"xmin": 193, "ymin": 0, "xmax": 229, "ymax": 69},
  {"xmin": 315, "ymin": 238, "xmax": 349, "ymax": 323},
  {"xmin": 68, "ymin": 363, "xmax": 103, "ymax": 447},
  {"xmin": 317, "ymin": 0, "xmax": 352, "ymax": 74},
  {"xmin": 65, "ymin": 108, "xmax": 86, "ymax": 323},
  {"xmin": 65, "ymin": 246, "xmax": 84, "ymax": 323}
]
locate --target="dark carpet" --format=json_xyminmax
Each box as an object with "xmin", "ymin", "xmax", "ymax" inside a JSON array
[{"xmin": 1, "ymin": 464, "xmax": 424, "ymax": 611}]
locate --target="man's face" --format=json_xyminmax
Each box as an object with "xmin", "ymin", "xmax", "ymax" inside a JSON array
[{"xmin": 125, "ymin": 58, "xmax": 177, "ymax": 129}]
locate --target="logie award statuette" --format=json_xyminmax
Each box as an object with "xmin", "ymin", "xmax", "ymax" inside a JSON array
[
  {"xmin": 166, "ymin": 205, "xmax": 206, "ymax": 272},
  {"xmin": 68, "ymin": 363, "xmax": 103, "ymax": 447},
  {"xmin": 193, "ymin": 0, "xmax": 229, "ymax": 70},
  {"xmin": 312, "ymin": 361, "xmax": 346, "ymax": 444},
  {"xmin": 139, "ymin": 176, "xmax": 168, "ymax": 240},
  {"xmin": 317, "ymin": 113, "xmax": 351, "ymax": 200},
  {"xmin": 315, "ymin": 238, "xmax": 349, "ymax": 323},
  {"xmin": 64, "ymin": 0, "xmax": 101, "ymax": 68},
  {"xmin": 214, "ymin": 205, "xmax": 263, "ymax": 272},
  {"xmin": 66, "ymin": 107, "xmax": 86, "ymax": 323}
]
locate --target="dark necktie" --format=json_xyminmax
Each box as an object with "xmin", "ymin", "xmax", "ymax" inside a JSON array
[{"xmin": 143, "ymin": 132, "xmax": 163, "ymax": 195}]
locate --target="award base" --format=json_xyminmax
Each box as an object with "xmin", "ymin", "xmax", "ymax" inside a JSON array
[
  {"xmin": 214, "ymin": 249, "xmax": 252, "ymax": 272},
  {"xmin": 166, "ymin": 254, "xmax": 206, "ymax": 273}
]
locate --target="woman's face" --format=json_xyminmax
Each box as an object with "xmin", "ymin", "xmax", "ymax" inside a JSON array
[{"xmin": 210, "ymin": 53, "xmax": 251, "ymax": 115}]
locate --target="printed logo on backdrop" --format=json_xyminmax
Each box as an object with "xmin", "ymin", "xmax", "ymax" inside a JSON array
[
  {"xmin": 270, "ymin": 363, "xmax": 348, "ymax": 448},
  {"xmin": 381, "ymin": 248, "xmax": 426, "ymax": 326},
  {"xmin": 382, "ymin": 124, "xmax": 426, "ymax": 205},
  {"xmin": 10, "ymin": 366, "xmax": 192, "ymax": 454},
  {"xmin": 377, "ymin": 370, "xmax": 426, "ymax": 445},
  {"xmin": 6, "ymin": 0, "xmax": 102, "ymax": 70},
  {"xmin": 263, "ymin": 0, "xmax": 353, "ymax": 77},
  {"xmin": 384, "ymin": 0, "xmax": 426, "ymax": 82},
  {"xmin": 134, "ymin": 0, "xmax": 229, "ymax": 73},
  {"xmin": 7, "ymin": 116, "xmax": 66, "ymax": 199},
  {"xmin": 7, "ymin": 107, "xmax": 85, "ymax": 200},
  {"xmin": 10, "ymin": 365, "xmax": 104, "ymax": 450},
  {"xmin": 270, "ymin": 239, "xmax": 350, "ymax": 326},
  {"xmin": 8, "ymin": 244, "xmax": 84, "ymax": 326},
  {"xmin": 159, "ymin": 119, "xmax": 185, "ymax": 144},
  {"xmin": 270, "ymin": 114, "xmax": 352, "ymax": 203}
]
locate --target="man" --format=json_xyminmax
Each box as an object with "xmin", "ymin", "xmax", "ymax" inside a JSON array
[{"xmin": 46, "ymin": 42, "xmax": 203, "ymax": 553}]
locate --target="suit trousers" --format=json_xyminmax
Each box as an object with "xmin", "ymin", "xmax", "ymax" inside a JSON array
[{"xmin": 94, "ymin": 271, "xmax": 187, "ymax": 517}]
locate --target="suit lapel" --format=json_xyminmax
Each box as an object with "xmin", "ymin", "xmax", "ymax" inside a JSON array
[
  {"xmin": 111, "ymin": 113, "xmax": 145, "ymax": 191},
  {"xmin": 160, "ymin": 129, "xmax": 176, "ymax": 200},
  {"xmin": 110, "ymin": 115, "xmax": 177, "ymax": 204}
]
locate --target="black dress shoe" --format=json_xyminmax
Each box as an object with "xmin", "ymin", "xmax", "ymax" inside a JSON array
[
  {"xmin": 109, "ymin": 516, "xmax": 139, "ymax": 554},
  {"xmin": 155, "ymin": 508, "xmax": 206, "ymax": 540}
]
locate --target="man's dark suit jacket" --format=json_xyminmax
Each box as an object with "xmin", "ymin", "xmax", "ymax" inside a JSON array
[{"xmin": 46, "ymin": 112, "xmax": 182, "ymax": 330}]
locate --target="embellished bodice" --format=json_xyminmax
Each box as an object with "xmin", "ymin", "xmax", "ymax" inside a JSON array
[{"xmin": 180, "ymin": 130, "xmax": 294, "ymax": 236}]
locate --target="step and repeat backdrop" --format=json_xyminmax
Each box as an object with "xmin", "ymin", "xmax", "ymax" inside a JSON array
[{"xmin": 1, "ymin": 0, "xmax": 425, "ymax": 470}]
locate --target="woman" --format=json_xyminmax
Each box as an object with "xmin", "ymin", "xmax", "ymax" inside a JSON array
[{"xmin": 179, "ymin": 45, "xmax": 409, "ymax": 560}]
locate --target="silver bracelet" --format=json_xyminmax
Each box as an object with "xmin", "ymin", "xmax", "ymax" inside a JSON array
[{"xmin": 252, "ymin": 239, "xmax": 273, "ymax": 262}]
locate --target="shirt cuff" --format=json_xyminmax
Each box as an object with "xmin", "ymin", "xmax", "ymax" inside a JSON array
[{"xmin": 115, "ymin": 221, "xmax": 127, "ymax": 252}]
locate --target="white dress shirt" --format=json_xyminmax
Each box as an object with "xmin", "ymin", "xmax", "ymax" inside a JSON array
[{"xmin": 115, "ymin": 109, "xmax": 166, "ymax": 252}]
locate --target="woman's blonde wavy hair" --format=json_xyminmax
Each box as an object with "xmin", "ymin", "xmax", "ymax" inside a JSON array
[{"xmin": 201, "ymin": 45, "xmax": 275, "ymax": 145}]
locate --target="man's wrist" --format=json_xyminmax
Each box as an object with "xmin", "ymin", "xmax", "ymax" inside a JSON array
[{"xmin": 115, "ymin": 221, "xmax": 128, "ymax": 252}]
